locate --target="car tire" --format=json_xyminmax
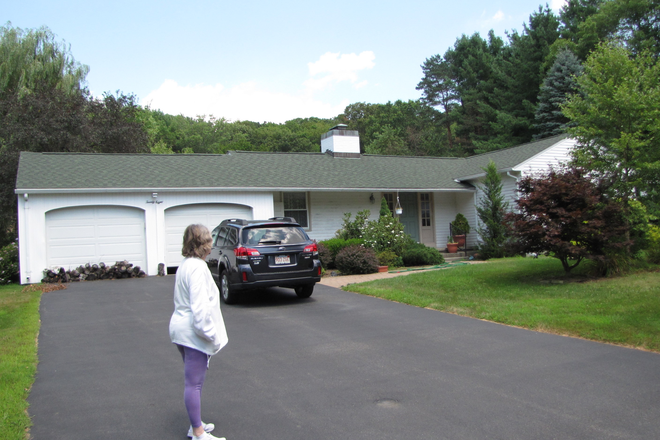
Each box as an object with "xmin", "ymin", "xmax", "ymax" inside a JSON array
[
  {"xmin": 220, "ymin": 271, "xmax": 238, "ymax": 304},
  {"xmin": 294, "ymin": 283, "xmax": 314, "ymax": 299}
]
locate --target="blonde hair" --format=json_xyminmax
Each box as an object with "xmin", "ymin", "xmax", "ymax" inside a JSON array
[{"xmin": 181, "ymin": 224, "xmax": 213, "ymax": 259}]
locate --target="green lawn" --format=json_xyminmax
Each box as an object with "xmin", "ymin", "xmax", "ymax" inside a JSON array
[
  {"xmin": 0, "ymin": 284, "xmax": 42, "ymax": 440},
  {"xmin": 345, "ymin": 257, "xmax": 660, "ymax": 351}
]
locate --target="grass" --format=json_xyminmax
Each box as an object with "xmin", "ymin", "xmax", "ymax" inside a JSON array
[
  {"xmin": 0, "ymin": 284, "xmax": 42, "ymax": 440},
  {"xmin": 344, "ymin": 257, "xmax": 660, "ymax": 352}
]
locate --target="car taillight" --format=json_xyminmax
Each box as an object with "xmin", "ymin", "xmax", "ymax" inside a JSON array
[
  {"xmin": 303, "ymin": 243, "xmax": 318, "ymax": 253},
  {"xmin": 234, "ymin": 247, "xmax": 260, "ymax": 257}
]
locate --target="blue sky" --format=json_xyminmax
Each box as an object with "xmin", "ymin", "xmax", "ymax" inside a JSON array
[{"xmin": 3, "ymin": 0, "xmax": 566, "ymax": 123}]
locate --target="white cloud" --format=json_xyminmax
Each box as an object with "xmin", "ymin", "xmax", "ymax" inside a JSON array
[
  {"xmin": 550, "ymin": 0, "xmax": 567, "ymax": 11},
  {"xmin": 143, "ymin": 79, "xmax": 349, "ymax": 123},
  {"xmin": 143, "ymin": 52, "xmax": 374, "ymax": 123},
  {"xmin": 492, "ymin": 10, "xmax": 505, "ymax": 22},
  {"xmin": 304, "ymin": 51, "xmax": 376, "ymax": 92}
]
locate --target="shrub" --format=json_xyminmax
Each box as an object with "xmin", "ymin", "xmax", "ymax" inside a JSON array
[
  {"xmin": 335, "ymin": 245, "xmax": 379, "ymax": 275},
  {"xmin": 318, "ymin": 238, "xmax": 364, "ymax": 269},
  {"xmin": 0, "ymin": 241, "xmax": 19, "ymax": 284},
  {"xmin": 401, "ymin": 243, "xmax": 445, "ymax": 266},
  {"xmin": 375, "ymin": 250, "xmax": 401, "ymax": 268},
  {"xmin": 335, "ymin": 210, "xmax": 370, "ymax": 240},
  {"xmin": 362, "ymin": 215, "xmax": 408, "ymax": 255},
  {"xmin": 317, "ymin": 241, "xmax": 332, "ymax": 269},
  {"xmin": 647, "ymin": 224, "xmax": 660, "ymax": 264},
  {"xmin": 451, "ymin": 213, "xmax": 471, "ymax": 235}
]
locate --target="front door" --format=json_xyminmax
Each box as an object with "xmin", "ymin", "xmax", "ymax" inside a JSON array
[
  {"xmin": 398, "ymin": 193, "xmax": 419, "ymax": 242},
  {"xmin": 418, "ymin": 193, "xmax": 435, "ymax": 247}
]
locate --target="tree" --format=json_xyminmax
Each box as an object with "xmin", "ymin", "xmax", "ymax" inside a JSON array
[
  {"xmin": 476, "ymin": 161, "xmax": 511, "ymax": 259},
  {"xmin": 563, "ymin": 43, "xmax": 660, "ymax": 216},
  {"xmin": 417, "ymin": 55, "xmax": 458, "ymax": 149},
  {"xmin": 534, "ymin": 48, "xmax": 583, "ymax": 139},
  {"xmin": 506, "ymin": 166, "xmax": 632, "ymax": 274},
  {"xmin": 0, "ymin": 22, "xmax": 88, "ymax": 98},
  {"xmin": 575, "ymin": 0, "xmax": 660, "ymax": 59},
  {"xmin": 558, "ymin": 0, "xmax": 606, "ymax": 44}
]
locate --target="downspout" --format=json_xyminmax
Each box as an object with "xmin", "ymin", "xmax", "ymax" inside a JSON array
[{"xmin": 23, "ymin": 193, "xmax": 30, "ymax": 283}]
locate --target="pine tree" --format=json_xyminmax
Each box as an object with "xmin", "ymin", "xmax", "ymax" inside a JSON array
[
  {"xmin": 533, "ymin": 48, "xmax": 583, "ymax": 139},
  {"xmin": 476, "ymin": 161, "xmax": 511, "ymax": 259}
]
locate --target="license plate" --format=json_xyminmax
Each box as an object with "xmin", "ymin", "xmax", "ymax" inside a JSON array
[{"xmin": 275, "ymin": 255, "xmax": 290, "ymax": 265}]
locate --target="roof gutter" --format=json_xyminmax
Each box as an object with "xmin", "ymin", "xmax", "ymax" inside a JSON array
[{"xmin": 15, "ymin": 186, "xmax": 477, "ymax": 195}]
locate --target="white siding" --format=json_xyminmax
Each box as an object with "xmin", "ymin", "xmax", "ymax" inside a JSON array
[
  {"xmin": 306, "ymin": 191, "xmax": 378, "ymax": 241},
  {"xmin": 321, "ymin": 134, "xmax": 360, "ymax": 154},
  {"xmin": 514, "ymin": 138, "xmax": 576, "ymax": 176},
  {"xmin": 432, "ymin": 191, "xmax": 477, "ymax": 249}
]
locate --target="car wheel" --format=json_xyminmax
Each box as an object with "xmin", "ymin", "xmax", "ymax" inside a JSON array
[
  {"xmin": 295, "ymin": 283, "xmax": 314, "ymax": 299},
  {"xmin": 220, "ymin": 271, "xmax": 238, "ymax": 304}
]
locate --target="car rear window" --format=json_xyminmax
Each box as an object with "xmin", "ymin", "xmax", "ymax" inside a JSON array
[{"xmin": 242, "ymin": 226, "xmax": 309, "ymax": 245}]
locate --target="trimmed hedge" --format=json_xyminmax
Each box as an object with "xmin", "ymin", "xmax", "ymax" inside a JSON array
[{"xmin": 401, "ymin": 243, "xmax": 445, "ymax": 266}]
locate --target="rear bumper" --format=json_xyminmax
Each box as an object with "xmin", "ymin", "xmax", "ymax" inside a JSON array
[{"xmin": 230, "ymin": 260, "xmax": 321, "ymax": 290}]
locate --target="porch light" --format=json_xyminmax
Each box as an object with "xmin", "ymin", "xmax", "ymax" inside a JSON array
[
  {"xmin": 395, "ymin": 191, "xmax": 403, "ymax": 215},
  {"xmin": 369, "ymin": 193, "xmax": 375, "ymax": 204}
]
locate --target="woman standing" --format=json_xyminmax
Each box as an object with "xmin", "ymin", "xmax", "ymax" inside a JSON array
[{"xmin": 170, "ymin": 224, "xmax": 229, "ymax": 440}]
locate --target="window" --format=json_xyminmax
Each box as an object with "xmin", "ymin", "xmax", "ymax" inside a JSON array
[
  {"xmin": 283, "ymin": 192, "xmax": 309, "ymax": 228},
  {"xmin": 420, "ymin": 193, "xmax": 431, "ymax": 227},
  {"xmin": 225, "ymin": 228, "xmax": 238, "ymax": 247},
  {"xmin": 215, "ymin": 227, "xmax": 229, "ymax": 246}
]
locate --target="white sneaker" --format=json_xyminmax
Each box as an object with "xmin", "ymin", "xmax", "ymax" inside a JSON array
[
  {"xmin": 192, "ymin": 432, "xmax": 226, "ymax": 440},
  {"xmin": 187, "ymin": 421, "xmax": 215, "ymax": 438}
]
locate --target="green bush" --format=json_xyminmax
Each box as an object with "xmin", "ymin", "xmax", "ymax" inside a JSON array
[
  {"xmin": 451, "ymin": 213, "xmax": 471, "ymax": 235},
  {"xmin": 647, "ymin": 224, "xmax": 660, "ymax": 264},
  {"xmin": 335, "ymin": 210, "xmax": 370, "ymax": 240},
  {"xmin": 401, "ymin": 243, "xmax": 445, "ymax": 266},
  {"xmin": 0, "ymin": 241, "xmax": 19, "ymax": 284},
  {"xmin": 335, "ymin": 245, "xmax": 379, "ymax": 275},
  {"xmin": 362, "ymin": 215, "xmax": 409, "ymax": 254},
  {"xmin": 376, "ymin": 250, "xmax": 402, "ymax": 268},
  {"xmin": 318, "ymin": 238, "xmax": 365, "ymax": 269}
]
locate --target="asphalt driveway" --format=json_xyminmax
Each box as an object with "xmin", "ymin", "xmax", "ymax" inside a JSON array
[{"xmin": 29, "ymin": 276, "xmax": 660, "ymax": 440}]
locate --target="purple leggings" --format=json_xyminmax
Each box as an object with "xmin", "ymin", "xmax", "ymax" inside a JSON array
[{"xmin": 177, "ymin": 345, "xmax": 210, "ymax": 429}]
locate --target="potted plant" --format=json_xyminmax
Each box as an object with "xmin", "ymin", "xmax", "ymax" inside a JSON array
[
  {"xmin": 451, "ymin": 213, "xmax": 470, "ymax": 247},
  {"xmin": 446, "ymin": 236, "xmax": 459, "ymax": 253}
]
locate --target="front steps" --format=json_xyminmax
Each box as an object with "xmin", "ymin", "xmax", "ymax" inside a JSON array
[{"xmin": 440, "ymin": 248, "xmax": 478, "ymax": 263}]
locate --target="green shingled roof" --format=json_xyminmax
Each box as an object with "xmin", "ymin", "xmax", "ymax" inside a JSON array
[{"xmin": 15, "ymin": 134, "xmax": 568, "ymax": 193}]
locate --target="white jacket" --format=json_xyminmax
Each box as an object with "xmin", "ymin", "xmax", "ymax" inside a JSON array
[{"xmin": 169, "ymin": 257, "xmax": 228, "ymax": 355}]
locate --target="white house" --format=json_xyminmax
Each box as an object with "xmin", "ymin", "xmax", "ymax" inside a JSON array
[{"xmin": 14, "ymin": 126, "xmax": 575, "ymax": 284}]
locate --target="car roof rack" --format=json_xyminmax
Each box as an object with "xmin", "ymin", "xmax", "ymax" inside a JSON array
[
  {"xmin": 223, "ymin": 218, "xmax": 249, "ymax": 226},
  {"xmin": 268, "ymin": 217, "xmax": 296, "ymax": 223}
]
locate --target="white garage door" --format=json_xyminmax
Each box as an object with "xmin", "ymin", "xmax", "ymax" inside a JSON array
[
  {"xmin": 165, "ymin": 203, "xmax": 253, "ymax": 266},
  {"xmin": 46, "ymin": 206, "xmax": 146, "ymax": 270}
]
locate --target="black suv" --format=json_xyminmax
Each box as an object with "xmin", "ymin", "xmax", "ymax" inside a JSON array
[{"xmin": 206, "ymin": 218, "xmax": 322, "ymax": 304}]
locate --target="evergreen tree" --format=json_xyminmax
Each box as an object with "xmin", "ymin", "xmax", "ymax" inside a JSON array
[
  {"xmin": 476, "ymin": 161, "xmax": 511, "ymax": 259},
  {"xmin": 534, "ymin": 48, "xmax": 583, "ymax": 139}
]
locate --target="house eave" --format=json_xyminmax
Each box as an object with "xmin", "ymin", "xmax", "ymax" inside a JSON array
[
  {"xmin": 16, "ymin": 186, "xmax": 477, "ymax": 195},
  {"xmin": 454, "ymin": 167, "xmax": 515, "ymax": 182}
]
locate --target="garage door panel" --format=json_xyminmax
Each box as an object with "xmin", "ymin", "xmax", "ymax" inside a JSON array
[
  {"xmin": 48, "ymin": 225, "xmax": 97, "ymax": 240},
  {"xmin": 165, "ymin": 203, "xmax": 252, "ymax": 266},
  {"xmin": 46, "ymin": 206, "xmax": 146, "ymax": 270}
]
